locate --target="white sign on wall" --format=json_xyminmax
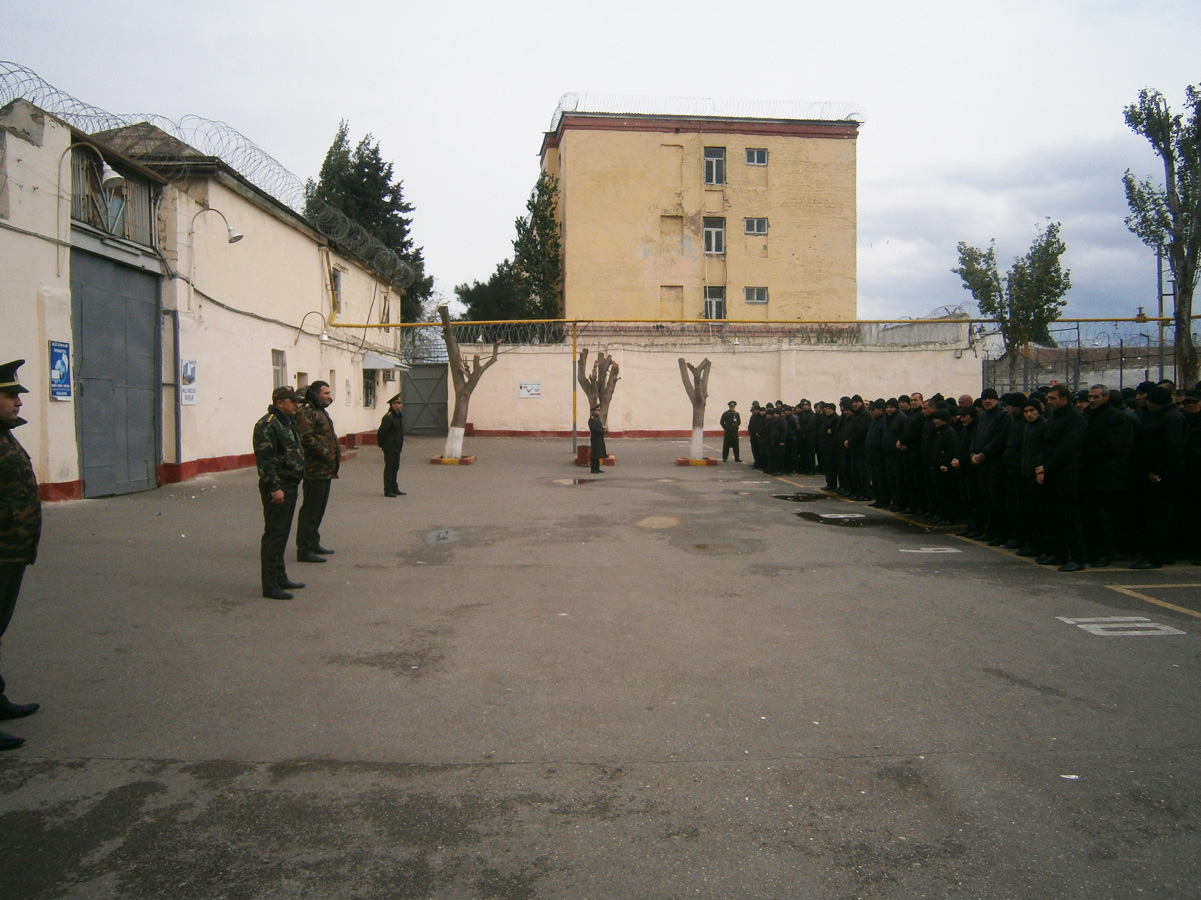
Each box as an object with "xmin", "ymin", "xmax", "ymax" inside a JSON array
[
  {"xmin": 519, "ymin": 382, "xmax": 542, "ymax": 399},
  {"xmin": 181, "ymin": 359, "xmax": 197, "ymax": 406}
]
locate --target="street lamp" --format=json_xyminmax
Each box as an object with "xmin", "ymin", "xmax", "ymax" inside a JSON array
[
  {"xmin": 55, "ymin": 140, "xmax": 126, "ymax": 275},
  {"xmin": 294, "ymin": 311, "xmax": 331, "ymax": 344},
  {"xmin": 188, "ymin": 207, "xmax": 244, "ymax": 309}
]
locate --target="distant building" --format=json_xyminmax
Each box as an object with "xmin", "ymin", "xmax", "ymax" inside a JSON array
[{"xmin": 539, "ymin": 94, "xmax": 860, "ymax": 322}]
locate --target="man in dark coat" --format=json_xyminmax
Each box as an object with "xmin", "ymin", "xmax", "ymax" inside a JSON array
[
  {"xmin": 294, "ymin": 381, "xmax": 340, "ymax": 563},
  {"xmin": 254, "ymin": 386, "xmax": 306, "ymax": 599},
  {"xmin": 1035, "ymin": 384, "xmax": 1088, "ymax": 571},
  {"xmin": 1180, "ymin": 391, "xmax": 1201, "ymax": 565},
  {"xmin": 1081, "ymin": 384, "xmax": 1134, "ymax": 567},
  {"xmin": 747, "ymin": 402, "xmax": 765, "ymax": 469},
  {"xmin": 969, "ymin": 388, "xmax": 1011, "ymax": 543},
  {"xmin": 0, "ymin": 360, "xmax": 42, "ymax": 751},
  {"xmin": 719, "ymin": 401, "xmax": 741, "ymax": 462},
  {"xmin": 377, "ymin": 393, "xmax": 406, "ymax": 497},
  {"xmin": 1130, "ymin": 386, "xmax": 1187, "ymax": 569},
  {"xmin": 588, "ymin": 404, "xmax": 607, "ymax": 473}
]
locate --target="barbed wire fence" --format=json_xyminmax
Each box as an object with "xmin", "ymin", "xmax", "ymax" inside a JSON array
[{"xmin": 0, "ymin": 60, "xmax": 413, "ymax": 290}]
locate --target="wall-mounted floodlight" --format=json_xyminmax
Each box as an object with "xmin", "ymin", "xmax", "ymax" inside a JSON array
[{"xmin": 295, "ymin": 311, "xmax": 331, "ymax": 345}]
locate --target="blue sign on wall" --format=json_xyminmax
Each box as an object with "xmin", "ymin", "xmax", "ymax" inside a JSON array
[{"xmin": 49, "ymin": 340, "xmax": 72, "ymax": 401}]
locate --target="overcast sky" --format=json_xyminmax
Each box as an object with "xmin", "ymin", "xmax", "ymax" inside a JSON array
[{"xmin": 8, "ymin": 0, "xmax": 1199, "ymax": 336}]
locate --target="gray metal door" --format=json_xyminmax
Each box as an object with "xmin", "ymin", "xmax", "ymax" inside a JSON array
[
  {"xmin": 403, "ymin": 364, "xmax": 448, "ymax": 434},
  {"xmin": 70, "ymin": 250, "xmax": 160, "ymax": 497}
]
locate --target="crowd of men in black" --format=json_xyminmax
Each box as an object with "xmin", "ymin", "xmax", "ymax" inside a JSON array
[{"xmin": 743, "ymin": 382, "xmax": 1201, "ymax": 572}]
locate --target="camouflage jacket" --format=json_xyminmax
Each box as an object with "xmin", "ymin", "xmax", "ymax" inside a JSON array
[
  {"xmin": 294, "ymin": 400, "xmax": 341, "ymax": 480},
  {"xmin": 0, "ymin": 419, "xmax": 42, "ymax": 565},
  {"xmin": 253, "ymin": 406, "xmax": 304, "ymax": 492}
]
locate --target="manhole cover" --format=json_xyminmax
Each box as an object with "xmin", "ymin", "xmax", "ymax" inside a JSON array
[{"xmin": 772, "ymin": 493, "xmax": 829, "ymax": 503}]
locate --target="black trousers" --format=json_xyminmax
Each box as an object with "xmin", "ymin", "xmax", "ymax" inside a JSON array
[
  {"xmin": 383, "ymin": 450, "xmax": 402, "ymax": 495},
  {"xmin": 722, "ymin": 433, "xmax": 740, "ymax": 461},
  {"xmin": 260, "ymin": 483, "xmax": 298, "ymax": 592},
  {"xmin": 296, "ymin": 478, "xmax": 332, "ymax": 555},
  {"xmin": 0, "ymin": 563, "xmax": 27, "ymax": 698}
]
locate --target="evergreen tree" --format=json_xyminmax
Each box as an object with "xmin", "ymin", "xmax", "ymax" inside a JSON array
[
  {"xmin": 455, "ymin": 259, "xmax": 522, "ymax": 329},
  {"xmin": 512, "ymin": 171, "xmax": 563, "ymax": 319},
  {"xmin": 306, "ymin": 121, "xmax": 432, "ymax": 321}
]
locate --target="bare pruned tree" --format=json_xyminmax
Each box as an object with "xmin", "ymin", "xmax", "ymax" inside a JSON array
[
  {"xmin": 439, "ymin": 305, "xmax": 499, "ymax": 460},
  {"xmin": 678, "ymin": 357, "xmax": 712, "ymax": 460},
  {"xmin": 576, "ymin": 348, "xmax": 620, "ymax": 426}
]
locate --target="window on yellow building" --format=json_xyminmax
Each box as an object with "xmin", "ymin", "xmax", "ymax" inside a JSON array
[
  {"xmin": 745, "ymin": 287, "xmax": 769, "ymax": 305},
  {"xmin": 746, "ymin": 148, "xmax": 768, "ymax": 166},
  {"xmin": 703, "ymin": 147, "xmax": 725, "ymax": 185},
  {"xmin": 703, "ymin": 217, "xmax": 725, "ymax": 254},
  {"xmin": 704, "ymin": 287, "xmax": 726, "ymax": 320},
  {"xmin": 744, "ymin": 217, "xmax": 769, "ymax": 235}
]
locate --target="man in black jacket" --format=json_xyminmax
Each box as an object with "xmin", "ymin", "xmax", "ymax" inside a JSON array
[
  {"xmin": 1081, "ymin": 384, "xmax": 1133, "ymax": 567},
  {"xmin": 719, "ymin": 401, "xmax": 741, "ymax": 463},
  {"xmin": 377, "ymin": 394, "xmax": 406, "ymax": 497},
  {"xmin": 1035, "ymin": 385, "xmax": 1088, "ymax": 571},
  {"xmin": 588, "ymin": 404, "xmax": 607, "ymax": 473},
  {"xmin": 1129, "ymin": 386, "xmax": 1187, "ymax": 569},
  {"xmin": 969, "ymin": 388, "xmax": 1011, "ymax": 543}
]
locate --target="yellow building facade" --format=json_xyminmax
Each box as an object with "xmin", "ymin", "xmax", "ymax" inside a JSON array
[{"xmin": 540, "ymin": 96, "xmax": 860, "ymax": 322}]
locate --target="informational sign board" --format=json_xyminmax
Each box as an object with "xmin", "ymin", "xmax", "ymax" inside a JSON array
[
  {"xmin": 49, "ymin": 340, "xmax": 72, "ymax": 401},
  {"xmin": 181, "ymin": 359, "xmax": 198, "ymax": 406},
  {"xmin": 519, "ymin": 382, "xmax": 542, "ymax": 399}
]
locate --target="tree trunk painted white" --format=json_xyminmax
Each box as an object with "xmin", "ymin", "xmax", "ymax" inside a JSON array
[
  {"xmin": 443, "ymin": 426, "xmax": 465, "ymax": 461},
  {"xmin": 690, "ymin": 427, "xmax": 704, "ymax": 460}
]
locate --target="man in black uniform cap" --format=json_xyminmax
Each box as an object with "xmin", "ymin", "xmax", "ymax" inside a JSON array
[
  {"xmin": 377, "ymin": 393, "xmax": 406, "ymax": 496},
  {"xmin": 253, "ymin": 386, "xmax": 306, "ymax": 599},
  {"xmin": 0, "ymin": 360, "xmax": 42, "ymax": 751}
]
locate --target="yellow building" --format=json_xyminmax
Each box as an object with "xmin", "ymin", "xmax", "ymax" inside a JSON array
[{"xmin": 540, "ymin": 94, "xmax": 860, "ymax": 322}]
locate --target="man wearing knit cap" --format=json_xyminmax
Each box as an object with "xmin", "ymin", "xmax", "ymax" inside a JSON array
[{"xmin": 0, "ymin": 360, "xmax": 42, "ymax": 751}]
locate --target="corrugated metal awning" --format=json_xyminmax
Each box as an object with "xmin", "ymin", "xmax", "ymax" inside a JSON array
[{"xmin": 361, "ymin": 353, "xmax": 407, "ymax": 370}]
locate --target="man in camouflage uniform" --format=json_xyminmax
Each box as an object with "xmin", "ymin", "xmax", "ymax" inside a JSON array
[
  {"xmin": 294, "ymin": 381, "xmax": 340, "ymax": 563},
  {"xmin": 254, "ymin": 386, "xmax": 306, "ymax": 599},
  {"xmin": 0, "ymin": 359, "xmax": 42, "ymax": 750}
]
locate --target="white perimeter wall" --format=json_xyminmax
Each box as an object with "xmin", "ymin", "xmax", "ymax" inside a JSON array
[{"xmin": 458, "ymin": 340, "xmax": 984, "ymax": 434}]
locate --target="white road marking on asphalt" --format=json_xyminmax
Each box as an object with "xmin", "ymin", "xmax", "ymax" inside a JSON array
[
  {"xmin": 899, "ymin": 548, "xmax": 963, "ymax": 553},
  {"xmin": 1057, "ymin": 616, "xmax": 1186, "ymax": 636}
]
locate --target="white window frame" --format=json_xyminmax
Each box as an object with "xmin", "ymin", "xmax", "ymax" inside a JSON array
[
  {"xmin": 746, "ymin": 148, "xmax": 768, "ymax": 166},
  {"xmin": 704, "ymin": 286, "xmax": 726, "ymax": 320},
  {"xmin": 703, "ymin": 217, "xmax": 726, "ymax": 255},
  {"xmin": 703, "ymin": 147, "xmax": 726, "ymax": 185},
  {"xmin": 271, "ymin": 350, "xmax": 288, "ymax": 389},
  {"xmin": 744, "ymin": 287, "xmax": 769, "ymax": 305},
  {"xmin": 744, "ymin": 217, "xmax": 769, "ymax": 235}
]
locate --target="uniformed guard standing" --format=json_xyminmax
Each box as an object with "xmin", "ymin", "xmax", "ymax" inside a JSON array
[
  {"xmin": 719, "ymin": 401, "xmax": 741, "ymax": 462},
  {"xmin": 378, "ymin": 393, "xmax": 406, "ymax": 497},
  {"xmin": 254, "ymin": 386, "xmax": 306, "ymax": 599},
  {"xmin": 0, "ymin": 359, "xmax": 42, "ymax": 751}
]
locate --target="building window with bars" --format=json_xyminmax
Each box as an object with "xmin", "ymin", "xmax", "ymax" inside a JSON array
[
  {"xmin": 745, "ymin": 286, "xmax": 769, "ymax": 305},
  {"xmin": 362, "ymin": 368, "xmax": 376, "ymax": 408},
  {"xmin": 271, "ymin": 350, "xmax": 288, "ymax": 389},
  {"xmin": 704, "ymin": 286, "xmax": 726, "ymax": 320},
  {"xmin": 703, "ymin": 147, "xmax": 726, "ymax": 185},
  {"xmin": 744, "ymin": 217, "xmax": 769, "ymax": 235},
  {"xmin": 703, "ymin": 217, "xmax": 725, "ymax": 255}
]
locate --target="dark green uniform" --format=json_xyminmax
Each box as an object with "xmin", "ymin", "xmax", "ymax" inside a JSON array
[
  {"xmin": 1, "ymin": 414, "xmax": 41, "ymax": 706},
  {"xmin": 253, "ymin": 406, "xmax": 304, "ymax": 594}
]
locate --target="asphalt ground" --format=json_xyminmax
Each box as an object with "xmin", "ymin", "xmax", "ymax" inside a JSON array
[{"xmin": 1, "ymin": 435, "xmax": 1199, "ymax": 900}]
